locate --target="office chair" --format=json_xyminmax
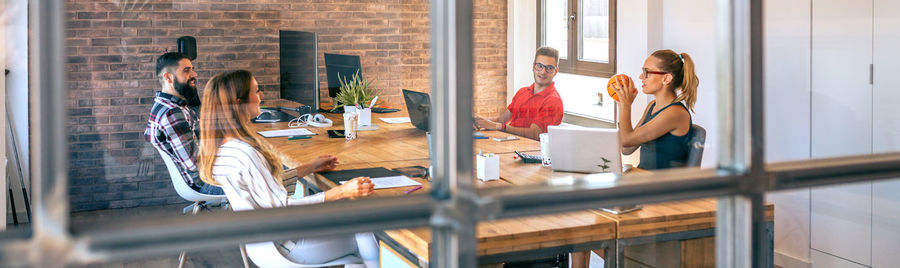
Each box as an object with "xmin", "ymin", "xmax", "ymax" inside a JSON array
[
  {"xmin": 156, "ymin": 149, "xmax": 233, "ymax": 268},
  {"xmin": 226, "ymin": 188, "xmax": 367, "ymax": 268},
  {"xmin": 685, "ymin": 124, "xmax": 707, "ymax": 167}
]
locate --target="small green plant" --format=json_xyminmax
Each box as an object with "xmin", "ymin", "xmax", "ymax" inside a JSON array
[
  {"xmin": 333, "ymin": 70, "xmax": 380, "ymax": 109},
  {"xmin": 598, "ymin": 157, "xmax": 612, "ymax": 172}
]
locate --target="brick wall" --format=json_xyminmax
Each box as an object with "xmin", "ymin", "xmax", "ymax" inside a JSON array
[{"xmin": 65, "ymin": 0, "xmax": 507, "ymax": 211}]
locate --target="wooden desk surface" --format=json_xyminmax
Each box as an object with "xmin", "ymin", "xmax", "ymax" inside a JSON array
[
  {"xmin": 385, "ymin": 211, "xmax": 616, "ymax": 262},
  {"xmin": 258, "ymin": 109, "xmax": 540, "ymax": 165},
  {"xmin": 260, "ymin": 103, "xmax": 773, "ymax": 264},
  {"xmin": 297, "ymin": 158, "xmax": 615, "ymax": 261}
]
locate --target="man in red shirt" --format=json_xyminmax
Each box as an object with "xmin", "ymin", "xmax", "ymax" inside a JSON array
[{"xmin": 475, "ymin": 47, "xmax": 564, "ymax": 140}]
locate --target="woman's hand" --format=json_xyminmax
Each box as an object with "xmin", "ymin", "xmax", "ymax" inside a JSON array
[
  {"xmin": 613, "ymin": 75, "xmax": 637, "ymax": 107},
  {"xmin": 340, "ymin": 177, "xmax": 375, "ymax": 199},
  {"xmin": 311, "ymin": 155, "xmax": 339, "ymax": 172}
]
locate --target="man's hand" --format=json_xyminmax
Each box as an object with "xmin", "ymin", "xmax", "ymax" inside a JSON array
[{"xmin": 474, "ymin": 116, "xmax": 502, "ymax": 130}]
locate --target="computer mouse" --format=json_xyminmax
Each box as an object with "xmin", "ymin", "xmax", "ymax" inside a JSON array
[{"xmin": 255, "ymin": 111, "xmax": 279, "ymax": 122}]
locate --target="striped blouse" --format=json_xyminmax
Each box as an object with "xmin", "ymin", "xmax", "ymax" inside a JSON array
[{"xmin": 212, "ymin": 139, "xmax": 324, "ymax": 210}]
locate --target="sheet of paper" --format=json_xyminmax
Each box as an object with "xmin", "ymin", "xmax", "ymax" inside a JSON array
[
  {"xmin": 258, "ymin": 128, "xmax": 316, "ymax": 138},
  {"xmin": 340, "ymin": 175, "xmax": 422, "ymax": 189},
  {"xmin": 379, "ymin": 117, "xmax": 411, "ymax": 124}
]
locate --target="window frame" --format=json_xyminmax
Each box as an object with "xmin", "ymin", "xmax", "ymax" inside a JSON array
[
  {"xmin": 537, "ymin": 0, "xmax": 617, "ymax": 77},
  {"xmin": 8, "ymin": 0, "xmax": 900, "ymax": 267}
]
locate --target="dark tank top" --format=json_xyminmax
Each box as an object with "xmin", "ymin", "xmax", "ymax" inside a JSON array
[{"xmin": 637, "ymin": 102, "xmax": 692, "ymax": 170}]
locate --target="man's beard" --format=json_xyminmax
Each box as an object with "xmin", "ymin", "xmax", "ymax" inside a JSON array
[{"xmin": 174, "ymin": 77, "xmax": 201, "ymax": 107}]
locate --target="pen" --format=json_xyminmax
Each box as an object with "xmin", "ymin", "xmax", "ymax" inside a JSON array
[
  {"xmin": 288, "ymin": 135, "xmax": 311, "ymax": 140},
  {"xmin": 405, "ymin": 185, "xmax": 423, "ymax": 194},
  {"xmin": 370, "ymin": 96, "xmax": 379, "ymax": 108},
  {"xmin": 474, "ymin": 136, "xmax": 489, "ymax": 140}
]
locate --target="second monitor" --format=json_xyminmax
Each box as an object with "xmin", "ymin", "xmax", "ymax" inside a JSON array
[{"xmin": 324, "ymin": 53, "xmax": 362, "ymax": 98}]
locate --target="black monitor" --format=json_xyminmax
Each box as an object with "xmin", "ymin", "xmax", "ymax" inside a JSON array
[
  {"xmin": 279, "ymin": 30, "xmax": 319, "ymax": 111},
  {"xmin": 402, "ymin": 89, "xmax": 430, "ymax": 132},
  {"xmin": 324, "ymin": 53, "xmax": 362, "ymax": 98}
]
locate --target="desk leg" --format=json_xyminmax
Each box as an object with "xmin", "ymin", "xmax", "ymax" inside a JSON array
[
  {"xmin": 604, "ymin": 240, "xmax": 618, "ymax": 268},
  {"xmin": 767, "ymin": 221, "xmax": 774, "ymax": 268}
]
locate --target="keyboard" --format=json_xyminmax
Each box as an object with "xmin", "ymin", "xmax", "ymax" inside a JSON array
[
  {"xmin": 514, "ymin": 150, "xmax": 542, "ymax": 164},
  {"xmin": 372, "ymin": 107, "xmax": 400, "ymax": 113}
]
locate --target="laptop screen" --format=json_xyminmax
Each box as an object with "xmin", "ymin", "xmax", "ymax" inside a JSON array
[{"xmin": 402, "ymin": 89, "xmax": 430, "ymax": 132}]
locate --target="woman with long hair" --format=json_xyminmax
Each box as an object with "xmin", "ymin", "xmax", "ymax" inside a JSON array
[
  {"xmin": 198, "ymin": 70, "xmax": 379, "ymax": 267},
  {"xmin": 613, "ymin": 49, "xmax": 699, "ymax": 170}
]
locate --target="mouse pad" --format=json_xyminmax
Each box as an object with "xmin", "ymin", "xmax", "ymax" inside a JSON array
[{"xmin": 251, "ymin": 109, "xmax": 294, "ymax": 123}]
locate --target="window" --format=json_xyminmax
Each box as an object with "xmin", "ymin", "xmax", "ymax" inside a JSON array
[{"xmin": 538, "ymin": 0, "xmax": 616, "ymax": 77}]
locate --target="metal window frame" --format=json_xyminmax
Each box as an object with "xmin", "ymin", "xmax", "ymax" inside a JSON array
[
  {"xmin": 537, "ymin": 0, "xmax": 617, "ymax": 77},
  {"xmin": 5, "ymin": 0, "xmax": 900, "ymax": 267}
]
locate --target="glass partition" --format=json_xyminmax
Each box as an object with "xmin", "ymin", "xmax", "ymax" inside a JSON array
[{"xmin": 10, "ymin": 0, "xmax": 900, "ymax": 267}]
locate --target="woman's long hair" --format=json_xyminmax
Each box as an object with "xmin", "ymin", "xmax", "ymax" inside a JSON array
[
  {"xmin": 198, "ymin": 70, "xmax": 284, "ymax": 185},
  {"xmin": 651, "ymin": 49, "xmax": 699, "ymax": 112}
]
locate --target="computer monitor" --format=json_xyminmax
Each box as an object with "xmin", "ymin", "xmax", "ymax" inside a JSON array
[
  {"xmin": 279, "ymin": 30, "xmax": 319, "ymax": 111},
  {"xmin": 324, "ymin": 53, "xmax": 362, "ymax": 98},
  {"xmin": 402, "ymin": 89, "xmax": 430, "ymax": 132}
]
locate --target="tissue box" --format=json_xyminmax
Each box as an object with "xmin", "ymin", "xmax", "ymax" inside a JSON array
[{"xmin": 476, "ymin": 154, "xmax": 499, "ymax": 181}]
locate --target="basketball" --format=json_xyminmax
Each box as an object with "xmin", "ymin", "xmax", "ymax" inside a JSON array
[{"xmin": 607, "ymin": 74, "xmax": 635, "ymax": 102}]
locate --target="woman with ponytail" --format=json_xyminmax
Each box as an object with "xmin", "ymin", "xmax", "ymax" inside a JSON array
[
  {"xmin": 612, "ymin": 49, "xmax": 699, "ymax": 170},
  {"xmin": 198, "ymin": 70, "xmax": 379, "ymax": 267}
]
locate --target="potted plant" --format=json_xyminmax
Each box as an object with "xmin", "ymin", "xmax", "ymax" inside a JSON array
[{"xmin": 333, "ymin": 70, "xmax": 380, "ymax": 126}]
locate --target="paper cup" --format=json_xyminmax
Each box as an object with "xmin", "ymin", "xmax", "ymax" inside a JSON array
[{"xmin": 539, "ymin": 133, "xmax": 551, "ymax": 166}]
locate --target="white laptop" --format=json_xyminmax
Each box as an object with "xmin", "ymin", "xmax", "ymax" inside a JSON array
[{"xmin": 548, "ymin": 125, "xmax": 623, "ymax": 174}]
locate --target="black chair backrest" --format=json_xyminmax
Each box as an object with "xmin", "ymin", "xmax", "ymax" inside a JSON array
[{"xmin": 685, "ymin": 124, "xmax": 706, "ymax": 167}]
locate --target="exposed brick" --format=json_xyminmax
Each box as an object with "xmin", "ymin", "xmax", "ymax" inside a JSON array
[
  {"xmin": 91, "ymin": 38, "xmax": 121, "ymax": 46},
  {"xmin": 77, "ymin": 12, "xmax": 108, "ymax": 19},
  {"xmin": 77, "ymin": 134, "xmax": 103, "ymax": 142},
  {"xmin": 66, "ymin": 0, "xmax": 507, "ymax": 211},
  {"xmin": 93, "ymin": 72, "xmax": 123, "ymax": 80}
]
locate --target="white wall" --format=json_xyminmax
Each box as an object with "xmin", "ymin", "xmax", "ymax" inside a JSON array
[
  {"xmin": 5, "ymin": 0, "xmax": 30, "ymax": 192},
  {"xmin": 508, "ymin": 0, "xmax": 538, "ymax": 103},
  {"xmin": 762, "ymin": 0, "xmax": 813, "ymax": 266},
  {"xmin": 1, "ymin": 0, "xmax": 8, "ymax": 229},
  {"xmin": 658, "ymin": 0, "xmax": 718, "ymax": 168}
]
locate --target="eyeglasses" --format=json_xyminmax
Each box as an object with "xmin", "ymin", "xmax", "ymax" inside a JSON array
[
  {"xmin": 533, "ymin": 62, "xmax": 558, "ymax": 72},
  {"xmin": 642, "ymin": 68, "xmax": 668, "ymax": 77}
]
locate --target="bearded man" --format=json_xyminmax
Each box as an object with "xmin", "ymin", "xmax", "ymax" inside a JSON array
[{"xmin": 144, "ymin": 52, "xmax": 223, "ymax": 194}]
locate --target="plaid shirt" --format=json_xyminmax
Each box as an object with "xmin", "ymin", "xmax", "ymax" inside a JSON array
[{"xmin": 145, "ymin": 92, "xmax": 204, "ymax": 189}]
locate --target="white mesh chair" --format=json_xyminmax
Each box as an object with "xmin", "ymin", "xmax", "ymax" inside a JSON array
[
  {"xmin": 243, "ymin": 241, "xmax": 365, "ymax": 268},
  {"xmin": 156, "ymin": 149, "xmax": 233, "ymax": 268},
  {"xmin": 227, "ymin": 184, "xmax": 366, "ymax": 268}
]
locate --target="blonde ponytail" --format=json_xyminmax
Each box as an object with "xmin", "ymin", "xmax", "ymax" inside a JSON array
[{"xmin": 650, "ymin": 50, "xmax": 699, "ymax": 112}]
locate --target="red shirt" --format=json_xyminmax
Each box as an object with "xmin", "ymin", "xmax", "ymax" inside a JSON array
[{"xmin": 506, "ymin": 82, "xmax": 564, "ymax": 132}]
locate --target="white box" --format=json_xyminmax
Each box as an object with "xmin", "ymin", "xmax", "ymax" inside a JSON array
[
  {"xmin": 358, "ymin": 107, "xmax": 372, "ymax": 126},
  {"xmin": 476, "ymin": 154, "xmax": 499, "ymax": 181}
]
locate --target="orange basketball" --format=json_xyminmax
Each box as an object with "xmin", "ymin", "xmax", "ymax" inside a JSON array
[{"xmin": 607, "ymin": 74, "xmax": 635, "ymax": 102}]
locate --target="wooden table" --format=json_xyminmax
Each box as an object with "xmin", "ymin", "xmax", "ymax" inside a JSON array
[
  {"xmin": 261, "ymin": 107, "xmax": 774, "ymax": 268},
  {"xmin": 258, "ymin": 110, "xmax": 540, "ymax": 166}
]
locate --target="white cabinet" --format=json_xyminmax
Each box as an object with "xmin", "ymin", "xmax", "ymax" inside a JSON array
[
  {"xmin": 812, "ymin": 249, "xmax": 869, "ymax": 268},
  {"xmin": 810, "ymin": 0, "xmax": 874, "ymax": 266},
  {"xmin": 811, "ymin": 182, "xmax": 872, "ymax": 266},
  {"xmin": 873, "ymin": 0, "xmax": 900, "ymax": 153},
  {"xmin": 873, "ymin": 180, "xmax": 900, "ymax": 268},
  {"xmin": 810, "ymin": 0, "xmax": 872, "ymax": 158},
  {"xmin": 871, "ymin": 1, "xmax": 900, "ymax": 267}
]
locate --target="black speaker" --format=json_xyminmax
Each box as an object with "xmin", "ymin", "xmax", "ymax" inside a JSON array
[{"xmin": 177, "ymin": 36, "xmax": 197, "ymax": 60}]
